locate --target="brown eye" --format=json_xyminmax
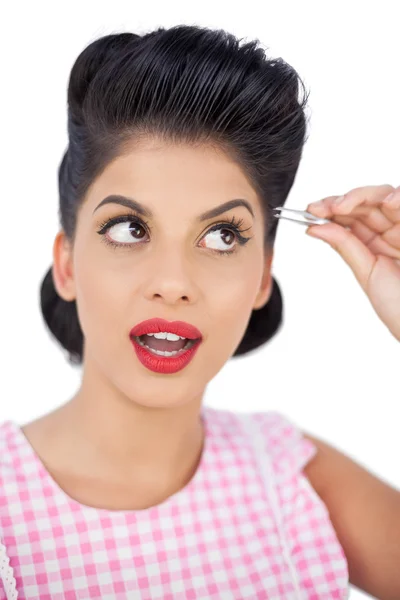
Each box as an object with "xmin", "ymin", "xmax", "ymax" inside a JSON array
[
  {"xmin": 221, "ymin": 230, "xmax": 235, "ymax": 245},
  {"xmin": 107, "ymin": 221, "xmax": 147, "ymax": 244},
  {"xmin": 202, "ymin": 227, "xmax": 237, "ymax": 251}
]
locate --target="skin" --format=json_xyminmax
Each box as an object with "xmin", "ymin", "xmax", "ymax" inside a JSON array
[
  {"xmin": 303, "ymin": 433, "xmax": 400, "ymax": 600},
  {"xmin": 22, "ymin": 139, "xmax": 273, "ymax": 510},
  {"xmin": 22, "ymin": 142, "xmax": 400, "ymax": 597},
  {"xmin": 302, "ymin": 184, "xmax": 400, "ymax": 599}
]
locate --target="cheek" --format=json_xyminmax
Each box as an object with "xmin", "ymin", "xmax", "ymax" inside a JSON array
[
  {"xmin": 208, "ymin": 269, "xmax": 260, "ymax": 343},
  {"xmin": 74, "ymin": 257, "xmax": 132, "ymax": 346}
]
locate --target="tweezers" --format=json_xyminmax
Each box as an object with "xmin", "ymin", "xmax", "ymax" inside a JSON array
[{"xmin": 273, "ymin": 206, "xmax": 332, "ymax": 226}]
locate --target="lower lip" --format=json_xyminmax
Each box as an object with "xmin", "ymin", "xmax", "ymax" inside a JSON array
[{"xmin": 130, "ymin": 336, "xmax": 202, "ymax": 374}]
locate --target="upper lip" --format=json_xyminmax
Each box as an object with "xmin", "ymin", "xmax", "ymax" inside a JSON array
[{"xmin": 130, "ymin": 318, "xmax": 203, "ymax": 340}]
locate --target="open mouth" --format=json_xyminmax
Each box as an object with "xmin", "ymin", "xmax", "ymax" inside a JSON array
[
  {"xmin": 129, "ymin": 319, "xmax": 203, "ymax": 373},
  {"xmin": 132, "ymin": 334, "xmax": 200, "ymax": 357}
]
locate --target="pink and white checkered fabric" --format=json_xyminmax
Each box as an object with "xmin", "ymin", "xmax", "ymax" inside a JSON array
[{"xmin": 0, "ymin": 407, "xmax": 349, "ymax": 599}]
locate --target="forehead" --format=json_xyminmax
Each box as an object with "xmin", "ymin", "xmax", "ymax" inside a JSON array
[{"xmin": 85, "ymin": 140, "xmax": 261, "ymax": 217}]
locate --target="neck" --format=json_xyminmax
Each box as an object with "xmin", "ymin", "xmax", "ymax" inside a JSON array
[{"xmin": 27, "ymin": 356, "xmax": 206, "ymax": 494}]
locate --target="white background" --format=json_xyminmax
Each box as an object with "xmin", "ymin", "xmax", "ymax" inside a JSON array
[{"xmin": 1, "ymin": 2, "xmax": 399, "ymax": 598}]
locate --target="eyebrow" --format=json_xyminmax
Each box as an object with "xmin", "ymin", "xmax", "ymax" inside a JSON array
[{"xmin": 93, "ymin": 195, "xmax": 255, "ymax": 221}]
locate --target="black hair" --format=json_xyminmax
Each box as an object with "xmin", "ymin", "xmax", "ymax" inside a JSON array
[{"xmin": 40, "ymin": 24, "xmax": 310, "ymax": 366}]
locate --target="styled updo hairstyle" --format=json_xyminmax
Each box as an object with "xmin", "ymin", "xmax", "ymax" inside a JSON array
[{"xmin": 40, "ymin": 24, "xmax": 310, "ymax": 365}]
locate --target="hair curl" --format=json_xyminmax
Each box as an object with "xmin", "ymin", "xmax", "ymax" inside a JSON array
[{"xmin": 40, "ymin": 24, "xmax": 310, "ymax": 365}]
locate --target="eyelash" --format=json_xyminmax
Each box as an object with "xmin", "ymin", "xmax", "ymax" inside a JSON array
[{"xmin": 96, "ymin": 212, "xmax": 253, "ymax": 256}]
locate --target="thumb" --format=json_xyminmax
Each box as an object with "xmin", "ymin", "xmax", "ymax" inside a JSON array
[{"xmin": 306, "ymin": 222, "xmax": 376, "ymax": 291}]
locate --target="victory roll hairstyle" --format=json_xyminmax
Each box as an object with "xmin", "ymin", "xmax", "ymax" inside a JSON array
[{"xmin": 40, "ymin": 24, "xmax": 310, "ymax": 365}]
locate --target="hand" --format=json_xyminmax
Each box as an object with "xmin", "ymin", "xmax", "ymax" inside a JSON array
[{"xmin": 305, "ymin": 184, "xmax": 400, "ymax": 342}]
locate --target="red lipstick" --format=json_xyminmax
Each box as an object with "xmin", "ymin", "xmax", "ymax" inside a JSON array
[{"xmin": 129, "ymin": 318, "xmax": 203, "ymax": 374}]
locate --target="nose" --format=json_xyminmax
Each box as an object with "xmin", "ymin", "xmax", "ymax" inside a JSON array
[{"xmin": 142, "ymin": 247, "xmax": 198, "ymax": 306}]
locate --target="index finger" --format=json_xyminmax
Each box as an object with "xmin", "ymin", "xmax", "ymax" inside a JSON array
[
  {"xmin": 331, "ymin": 184, "xmax": 396, "ymax": 214},
  {"xmin": 307, "ymin": 185, "xmax": 400, "ymax": 221}
]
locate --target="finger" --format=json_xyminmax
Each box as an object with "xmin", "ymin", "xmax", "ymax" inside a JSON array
[
  {"xmin": 381, "ymin": 185, "xmax": 400, "ymax": 209},
  {"xmin": 329, "ymin": 217, "xmax": 400, "ymax": 256},
  {"xmin": 328, "ymin": 184, "xmax": 395, "ymax": 215},
  {"xmin": 306, "ymin": 222, "xmax": 375, "ymax": 291},
  {"xmin": 379, "ymin": 202, "xmax": 400, "ymax": 224},
  {"xmin": 311, "ymin": 203, "xmax": 393, "ymax": 233},
  {"xmin": 347, "ymin": 219, "xmax": 377, "ymax": 245},
  {"xmin": 336, "ymin": 206, "xmax": 393, "ymax": 232},
  {"xmin": 329, "ymin": 207, "xmax": 400, "ymax": 251},
  {"xmin": 307, "ymin": 192, "xmax": 400, "ymax": 225},
  {"xmin": 332, "ymin": 189, "xmax": 400, "ymax": 227},
  {"xmin": 308, "ymin": 186, "xmax": 393, "ymax": 215},
  {"xmin": 350, "ymin": 221, "xmax": 400, "ymax": 258},
  {"xmin": 382, "ymin": 223, "xmax": 400, "ymax": 252}
]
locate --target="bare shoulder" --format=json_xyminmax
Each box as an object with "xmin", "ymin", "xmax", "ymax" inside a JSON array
[{"xmin": 302, "ymin": 432, "xmax": 400, "ymax": 600}]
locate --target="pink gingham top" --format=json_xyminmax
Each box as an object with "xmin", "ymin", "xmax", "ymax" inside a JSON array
[{"xmin": 0, "ymin": 407, "xmax": 349, "ymax": 599}]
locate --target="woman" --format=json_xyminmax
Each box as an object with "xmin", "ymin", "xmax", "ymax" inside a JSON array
[{"xmin": 0, "ymin": 24, "xmax": 399, "ymax": 599}]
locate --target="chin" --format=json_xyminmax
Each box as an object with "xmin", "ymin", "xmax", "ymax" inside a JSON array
[{"xmin": 115, "ymin": 373, "xmax": 202, "ymax": 410}]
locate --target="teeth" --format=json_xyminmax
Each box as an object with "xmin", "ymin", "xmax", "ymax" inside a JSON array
[
  {"xmin": 147, "ymin": 332, "xmax": 186, "ymax": 341},
  {"xmin": 135, "ymin": 337, "xmax": 194, "ymax": 356},
  {"xmin": 146, "ymin": 347, "xmax": 180, "ymax": 356}
]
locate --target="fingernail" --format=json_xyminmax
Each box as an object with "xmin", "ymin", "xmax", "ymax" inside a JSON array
[
  {"xmin": 334, "ymin": 195, "xmax": 345, "ymax": 204},
  {"xmin": 305, "ymin": 226, "xmax": 318, "ymax": 236},
  {"xmin": 383, "ymin": 192, "xmax": 395, "ymax": 203}
]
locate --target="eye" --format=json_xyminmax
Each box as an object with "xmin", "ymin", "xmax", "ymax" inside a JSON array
[
  {"xmin": 96, "ymin": 213, "xmax": 253, "ymax": 254},
  {"xmin": 200, "ymin": 217, "xmax": 253, "ymax": 255},
  {"xmin": 201, "ymin": 226, "xmax": 237, "ymax": 252},
  {"xmin": 106, "ymin": 220, "xmax": 146, "ymax": 244},
  {"xmin": 97, "ymin": 215, "xmax": 149, "ymax": 247}
]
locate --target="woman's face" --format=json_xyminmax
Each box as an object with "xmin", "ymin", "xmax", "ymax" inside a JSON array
[{"xmin": 54, "ymin": 139, "xmax": 273, "ymax": 407}]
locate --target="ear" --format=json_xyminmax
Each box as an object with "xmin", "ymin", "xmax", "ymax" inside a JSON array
[
  {"xmin": 253, "ymin": 250, "xmax": 274, "ymax": 310},
  {"xmin": 51, "ymin": 230, "xmax": 76, "ymax": 301}
]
